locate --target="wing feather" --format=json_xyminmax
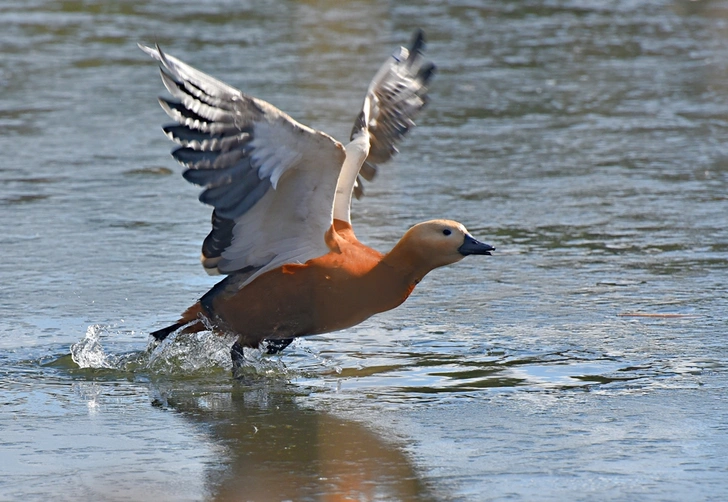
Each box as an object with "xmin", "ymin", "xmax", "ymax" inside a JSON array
[
  {"xmin": 140, "ymin": 44, "xmax": 346, "ymax": 278},
  {"xmin": 333, "ymin": 30, "xmax": 435, "ymax": 222},
  {"xmin": 355, "ymin": 30, "xmax": 435, "ymax": 193}
]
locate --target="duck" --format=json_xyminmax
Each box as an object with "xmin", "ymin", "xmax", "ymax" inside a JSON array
[{"xmin": 139, "ymin": 31, "xmax": 494, "ymax": 370}]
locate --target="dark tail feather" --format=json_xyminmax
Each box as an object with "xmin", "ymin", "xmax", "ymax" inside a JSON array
[
  {"xmin": 150, "ymin": 322, "xmax": 184, "ymax": 342},
  {"xmin": 151, "ymin": 302, "xmax": 206, "ymax": 342}
]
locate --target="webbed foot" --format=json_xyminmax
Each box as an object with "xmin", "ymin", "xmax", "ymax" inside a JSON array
[{"xmin": 263, "ymin": 338, "xmax": 294, "ymax": 355}]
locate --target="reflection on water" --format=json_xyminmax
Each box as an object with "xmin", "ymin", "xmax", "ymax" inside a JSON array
[
  {"xmin": 7, "ymin": 345, "xmax": 434, "ymax": 501},
  {"xmin": 154, "ymin": 381, "xmax": 434, "ymax": 502}
]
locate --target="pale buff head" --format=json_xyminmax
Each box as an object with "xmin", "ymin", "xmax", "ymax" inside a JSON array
[{"xmin": 395, "ymin": 219, "xmax": 494, "ymax": 271}]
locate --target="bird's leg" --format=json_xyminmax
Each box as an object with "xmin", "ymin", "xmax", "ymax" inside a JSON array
[
  {"xmin": 231, "ymin": 337, "xmax": 295, "ymax": 379},
  {"xmin": 230, "ymin": 340, "xmax": 247, "ymax": 378},
  {"xmin": 263, "ymin": 338, "xmax": 294, "ymax": 355}
]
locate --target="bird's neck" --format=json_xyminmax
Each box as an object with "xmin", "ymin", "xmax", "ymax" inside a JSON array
[{"xmin": 381, "ymin": 238, "xmax": 433, "ymax": 288}]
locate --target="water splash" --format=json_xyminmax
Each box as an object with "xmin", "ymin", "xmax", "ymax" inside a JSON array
[
  {"xmin": 69, "ymin": 324, "xmax": 291, "ymax": 379},
  {"xmin": 70, "ymin": 324, "xmax": 114, "ymax": 369},
  {"xmin": 146, "ymin": 329, "xmax": 236, "ymax": 374}
]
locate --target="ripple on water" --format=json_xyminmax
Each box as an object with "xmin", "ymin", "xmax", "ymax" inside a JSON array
[{"xmin": 47, "ymin": 319, "xmax": 713, "ymax": 404}]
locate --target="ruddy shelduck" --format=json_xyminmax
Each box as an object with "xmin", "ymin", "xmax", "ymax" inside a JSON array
[{"xmin": 140, "ymin": 31, "xmax": 494, "ymax": 370}]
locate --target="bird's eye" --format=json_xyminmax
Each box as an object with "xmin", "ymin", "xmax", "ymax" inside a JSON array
[{"xmin": 442, "ymin": 229, "xmax": 452, "ymax": 236}]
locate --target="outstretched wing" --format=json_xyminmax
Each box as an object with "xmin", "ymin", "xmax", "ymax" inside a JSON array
[
  {"xmin": 139, "ymin": 44, "xmax": 346, "ymax": 280},
  {"xmin": 333, "ymin": 30, "xmax": 435, "ymax": 223}
]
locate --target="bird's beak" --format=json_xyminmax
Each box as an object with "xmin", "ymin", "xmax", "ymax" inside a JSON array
[{"xmin": 458, "ymin": 234, "xmax": 495, "ymax": 256}]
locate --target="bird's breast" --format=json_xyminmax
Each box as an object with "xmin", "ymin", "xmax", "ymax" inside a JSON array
[{"xmin": 208, "ymin": 245, "xmax": 415, "ymax": 343}]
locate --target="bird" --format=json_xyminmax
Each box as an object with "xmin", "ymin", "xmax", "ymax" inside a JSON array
[{"xmin": 139, "ymin": 30, "xmax": 494, "ymax": 371}]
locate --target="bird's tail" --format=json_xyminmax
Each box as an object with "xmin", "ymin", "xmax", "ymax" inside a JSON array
[
  {"xmin": 150, "ymin": 322, "xmax": 185, "ymax": 342},
  {"xmin": 150, "ymin": 302, "xmax": 205, "ymax": 341}
]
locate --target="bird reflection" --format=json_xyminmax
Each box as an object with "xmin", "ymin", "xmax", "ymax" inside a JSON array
[{"xmin": 151, "ymin": 380, "xmax": 435, "ymax": 501}]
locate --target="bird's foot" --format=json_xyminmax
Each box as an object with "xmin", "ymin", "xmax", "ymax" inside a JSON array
[{"xmin": 263, "ymin": 338, "xmax": 294, "ymax": 355}]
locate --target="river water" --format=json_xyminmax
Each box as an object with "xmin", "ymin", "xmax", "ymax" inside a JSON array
[{"xmin": 1, "ymin": 0, "xmax": 727, "ymax": 500}]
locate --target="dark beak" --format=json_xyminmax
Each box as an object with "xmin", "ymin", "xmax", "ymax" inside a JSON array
[{"xmin": 458, "ymin": 234, "xmax": 495, "ymax": 256}]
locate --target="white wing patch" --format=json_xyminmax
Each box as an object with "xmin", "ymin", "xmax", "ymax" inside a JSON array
[
  {"xmin": 250, "ymin": 120, "xmax": 306, "ymax": 189},
  {"xmin": 219, "ymin": 146, "xmax": 342, "ymax": 285}
]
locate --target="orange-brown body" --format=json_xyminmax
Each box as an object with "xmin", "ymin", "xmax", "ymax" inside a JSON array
[{"xmin": 178, "ymin": 220, "xmax": 424, "ymax": 348}]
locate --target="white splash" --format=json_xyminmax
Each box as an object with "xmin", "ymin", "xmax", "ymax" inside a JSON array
[
  {"xmin": 71, "ymin": 324, "xmax": 114, "ymax": 369},
  {"xmin": 146, "ymin": 330, "xmax": 236, "ymax": 374},
  {"xmin": 69, "ymin": 324, "xmax": 292, "ymax": 379}
]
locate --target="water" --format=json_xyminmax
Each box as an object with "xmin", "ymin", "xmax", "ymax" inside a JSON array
[{"xmin": 2, "ymin": 0, "xmax": 727, "ymax": 500}]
